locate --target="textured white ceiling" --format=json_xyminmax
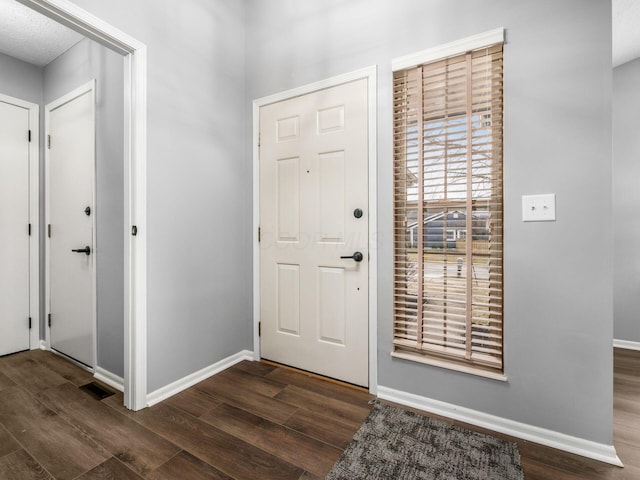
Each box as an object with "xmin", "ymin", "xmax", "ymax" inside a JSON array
[
  {"xmin": 0, "ymin": 0, "xmax": 83, "ymax": 67},
  {"xmin": 613, "ymin": 0, "xmax": 640, "ymax": 67}
]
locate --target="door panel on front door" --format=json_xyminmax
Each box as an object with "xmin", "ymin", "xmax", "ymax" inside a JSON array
[
  {"xmin": 0, "ymin": 100, "xmax": 30, "ymax": 356},
  {"xmin": 260, "ymin": 79, "xmax": 369, "ymax": 387},
  {"xmin": 48, "ymin": 87, "xmax": 95, "ymax": 367}
]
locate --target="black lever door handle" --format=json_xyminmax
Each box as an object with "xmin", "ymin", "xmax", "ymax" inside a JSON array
[
  {"xmin": 71, "ymin": 246, "xmax": 91, "ymax": 256},
  {"xmin": 340, "ymin": 251, "xmax": 364, "ymax": 262}
]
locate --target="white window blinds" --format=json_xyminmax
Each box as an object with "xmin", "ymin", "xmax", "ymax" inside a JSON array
[{"xmin": 393, "ymin": 42, "xmax": 504, "ymax": 372}]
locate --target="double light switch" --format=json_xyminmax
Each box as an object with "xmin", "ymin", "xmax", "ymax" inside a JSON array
[{"xmin": 522, "ymin": 194, "xmax": 556, "ymax": 222}]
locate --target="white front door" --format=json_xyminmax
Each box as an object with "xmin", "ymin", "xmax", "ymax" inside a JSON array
[
  {"xmin": 260, "ymin": 78, "xmax": 369, "ymax": 387},
  {"xmin": 0, "ymin": 99, "xmax": 31, "ymax": 356},
  {"xmin": 47, "ymin": 82, "xmax": 95, "ymax": 367}
]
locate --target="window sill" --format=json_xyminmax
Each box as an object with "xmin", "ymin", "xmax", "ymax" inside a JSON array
[{"xmin": 391, "ymin": 350, "xmax": 508, "ymax": 382}]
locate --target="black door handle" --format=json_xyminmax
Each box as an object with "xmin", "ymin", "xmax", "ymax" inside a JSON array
[
  {"xmin": 71, "ymin": 246, "xmax": 91, "ymax": 256},
  {"xmin": 340, "ymin": 251, "xmax": 364, "ymax": 262}
]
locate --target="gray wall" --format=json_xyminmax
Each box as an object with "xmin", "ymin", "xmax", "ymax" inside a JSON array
[
  {"xmin": 0, "ymin": 52, "xmax": 42, "ymax": 104},
  {"xmin": 44, "ymin": 38, "xmax": 126, "ymax": 377},
  {"xmin": 66, "ymin": 0, "xmax": 249, "ymax": 391},
  {"xmin": 613, "ymin": 58, "xmax": 640, "ymax": 344},
  {"xmin": 62, "ymin": 0, "xmax": 614, "ymax": 446},
  {"xmin": 246, "ymin": 0, "xmax": 613, "ymax": 444}
]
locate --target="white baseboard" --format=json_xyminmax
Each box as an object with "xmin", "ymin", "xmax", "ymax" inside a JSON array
[
  {"xmin": 94, "ymin": 367, "xmax": 125, "ymax": 392},
  {"xmin": 377, "ymin": 386, "xmax": 623, "ymax": 467},
  {"xmin": 146, "ymin": 350, "xmax": 254, "ymax": 407},
  {"xmin": 614, "ymin": 339, "xmax": 640, "ymax": 351}
]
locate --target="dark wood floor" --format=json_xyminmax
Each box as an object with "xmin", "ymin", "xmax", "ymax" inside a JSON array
[{"xmin": 0, "ymin": 348, "xmax": 637, "ymax": 479}]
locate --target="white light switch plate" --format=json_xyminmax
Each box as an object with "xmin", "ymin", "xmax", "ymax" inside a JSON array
[{"xmin": 522, "ymin": 194, "xmax": 556, "ymax": 222}]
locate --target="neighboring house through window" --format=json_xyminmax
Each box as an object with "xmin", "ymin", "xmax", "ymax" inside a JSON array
[{"xmin": 392, "ymin": 29, "xmax": 505, "ymax": 376}]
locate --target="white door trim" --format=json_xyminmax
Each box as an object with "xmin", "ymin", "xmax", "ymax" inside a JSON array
[
  {"xmin": 0, "ymin": 93, "xmax": 39, "ymax": 351},
  {"xmin": 18, "ymin": 0, "xmax": 148, "ymax": 410},
  {"xmin": 45, "ymin": 79, "xmax": 97, "ymax": 369},
  {"xmin": 252, "ymin": 66, "xmax": 378, "ymax": 394}
]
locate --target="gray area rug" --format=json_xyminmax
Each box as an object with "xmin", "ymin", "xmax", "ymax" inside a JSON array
[{"xmin": 326, "ymin": 401, "xmax": 524, "ymax": 480}]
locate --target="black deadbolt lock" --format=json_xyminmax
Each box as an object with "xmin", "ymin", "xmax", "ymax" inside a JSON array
[
  {"xmin": 84, "ymin": 206, "xmax": 91, "ymax": 216},
  {"xmin": 353, "ymin": 208, "xmax": 363, "ymax": 219}
]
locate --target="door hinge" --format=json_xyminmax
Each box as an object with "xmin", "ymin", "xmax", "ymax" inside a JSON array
[
  {"xmin": 47, "ymin": 135, "xmax": 51, "ymax": 149},
  {"xmin": 28, "ymin": 223, "xmax": 31, "ymax": 236},
  {"xmin": 28, "ymin": 130, "xmax": 31, "ymax": 142},
  {"xmin": 258, "ymin": 322, "xmax": 261, "ymax": 337},
  {"xmin": 48, "ymin": 224, "xmax": 51, "ymax": 238},
  {"xmin": 258, "ymin": 226, "xmax": 261, "ymax": 242},
  {"xmin": 48, "ymin": 313, "xmax": 51, "ymax": 327},
  {"xmin": 132, "ymin": 225, "xmax": 138, "ymax": 236},
  {"xmin": 29, "ymin": 317, "xmax": 32, "ymax": 329},
  {"xmin": 258, "ymin": 132, "xmax": 261, "ymax": 148}
]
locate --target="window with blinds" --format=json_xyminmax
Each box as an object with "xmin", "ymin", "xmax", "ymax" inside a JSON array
[{"xmin": 392, "ymin": 42, "xmax": 504, "ymax": 373}]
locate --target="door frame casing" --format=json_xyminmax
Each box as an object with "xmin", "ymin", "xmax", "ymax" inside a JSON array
[
  {"xmin": 0, "ymin": 93, "xmax": 40, "ymax": 351},
  {"xmin": 18, "ymin": 0, "xmax": 148, "ymax": 410},
  {"xmin": 45, "ymin": 79, "xmax": 97, "ymax": 369},
  {"xmin": 252, "ymin": 66, "xmax": 378, "ymax": 394}
]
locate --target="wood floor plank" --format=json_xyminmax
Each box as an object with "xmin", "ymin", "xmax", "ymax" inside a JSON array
[
  {"xmin": 614, "ymin": 441, "xmax": 640, "ymax": 469},
  {"xmin": 0, "ymin": 387, "xmax": 108, "ymax": 480},
  {"xmin": 132, "ymin": 403, "xmax": 303, "ymax": 480},
  {"xmin": 75, "ymin": 457, "xmax": 144, "ymax": 480},
  {"xmin": 101, "ymin": 391, "xmax": 131, "ymax": 416},
  {"xmin": 613, "ymin": 407, "xmax": 640, "ymax": 428},
  {"xmin": 613, "ymin": 351, "xmax": 640, "ymax": 367},
  {"xmin": 298, "ymin": 472, "xmax": 323, "ymax": 480},
  {"xmin": 165, "ymin": 388, "xmax": 222, "ymax": 418},
  {"xmin": 0, "ymin": 449, "xmax": 53, "ymax": 480},
  {"xmin": 266, "ymin": 368, "xmax": 373, "ymax": 409},
  {"xmin": 0, "ymin": 356, "xmax": 67, "ymax": 394},
  {"xmin": 520, "ymin": 457, "xmax": 589, "ymax": 480},
  {"xmin": 38, "ymin": 382, "xmax": 180, "ymax": 477},
  {"xmin": 195, "ymin": 374, "xmax": 297, "ymax": 424},
  {"xmin": 614, "ymin": 372, "xmax": 640, "ymax": 385},
  {"xmin": 147, "ymin": 451, "xmax": 233, "ymax": 480},
  {"xmin": 610, "ymin": 464, "xmax": 640, "ymax": 480},
  {"xmin": 201, "ymin": 403, "xmax": 342, "ymax": 477},
  {"xmin": 283, "ymin": 407, "xmax": 360, "ymax": 449},
  {"xmin": 214, "ymin": 368, "xmax": 287, "ymax": 398},
  {"xmin": 0, "ymin": 371, "xmax": 16, "ymax": 392},
  {"xmin": 275, "ymin": 385, "xmax": 370, "ymax": 426},
  {"xmin": 614, "ymin": 348, "xmax": 640, "ymax": 357},
  {"xmin": 614, "ymin": 422, "xmax": 640, "ymax": 453},
  {"xmin": 614, "ymin": 381, "xmax": 640, "ymax": 398},
  {"xmin": 520, "ymin": 438, "xmax": 621, "ymax": 478},
  {"xmin": 0, "ymin": 425, "xmax": 21, "ymax": 459},
  {"xmin": 23, "ymin": 350, "xmax": 95, "ymax": 387},
  {"xmin": 614, "ymin": 396, "xmax": 640, "ymax": 416},
  {"xmin": 232, "ymin": 360, "xmax": 278, "ymax": 377}
]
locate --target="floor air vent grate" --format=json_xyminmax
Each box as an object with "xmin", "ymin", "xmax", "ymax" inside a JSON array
[{"xmin": 79, "ymin": 381, "xmax": 115, "ymax": 400}]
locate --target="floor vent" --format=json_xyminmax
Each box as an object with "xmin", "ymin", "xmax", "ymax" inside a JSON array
[{"xmin": 79, "ymin": 381, "xmax": 115, "ymax": 400}]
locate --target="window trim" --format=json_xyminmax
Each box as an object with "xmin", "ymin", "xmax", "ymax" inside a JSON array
[
  {"xmin": 391, "ymin": 350, "xmax": 508, "ymax": 382},
  {"xmin": 391, "ymin": 29, "xmax": 505, "ymax": 377},
  {"xmin": 392, "ymin": 27, "xmax": 505, "ymax": 72}
]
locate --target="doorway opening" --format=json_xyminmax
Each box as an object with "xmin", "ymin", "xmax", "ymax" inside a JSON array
[{"xmin": 17, "ymin": 0, "xmax": 148, "ymax": 410}]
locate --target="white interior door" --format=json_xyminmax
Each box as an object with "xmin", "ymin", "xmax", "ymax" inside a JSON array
[
  {"xmin": 260, "ymin": 79, "xmax": 369, "ymax": 386},
  {"xmin": 47, "ymin": 82, "xmax": 95, "ymax": 368},
  {"xmin": 0, "ymin": 99, "xmax": 31, "ymax": 356}
]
